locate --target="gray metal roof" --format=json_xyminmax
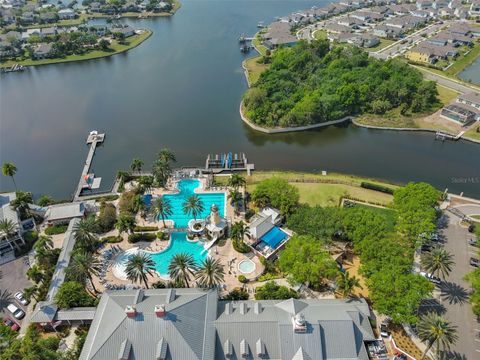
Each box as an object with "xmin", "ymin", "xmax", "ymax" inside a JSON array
[
  {"xmin": 30, "ymin": 301, "xmax": 58, "ymax": 323},
  {"xmin": 55, "ymin": 307, "xmax": 97, "ymax": 321},
  {"xmin": 45, "ymin": 202, "xmax": 85, "ymax": 222},
  {"xmin": 79, "ymin": 290, "xmax": 374, "ymax": 360}
]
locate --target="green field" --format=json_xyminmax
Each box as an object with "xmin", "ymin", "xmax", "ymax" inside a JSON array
[
  {"xmin": 1, "ymin": 30, "xmax": 152, "ymax": 68},
  {"xmin": 243, "ymin": 56, "xmax": 268, "ymax": 85},
  {"xmin": 465, "ymin": 123, "xmax": 480, "ymax": 141},
  {"xmin": 313, "ymin": 29, "xmax": 328, "ymax": 40}
]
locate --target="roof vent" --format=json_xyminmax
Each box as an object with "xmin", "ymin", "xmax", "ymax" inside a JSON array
[
  {"xmin": 240, "ymin": 339, "xmax": 249, "ymax": 358},
  {"xmin": 293, "ymin": 313, "xmax": 307, "ymax": 333},
  {"xmin": 225, "ymin": 303, "xmax": 233, "ymax": 315},
  {"xmin": 156, "ymin": 337, "xmax": 168, "ymax": 360},
  {"xmin": 239, "ymin": 302, "xmax": 247, "ymax": 315},
  {"xmin": 166, "ymin": 289, "xmax": 176, "ymax": 304},
  {"xmin": 256, "ymin": 338, "xmax": 266, "ymax": 358},
  {"xmin": 118, "ymin": 339, "xmax": 131, "ymax": 360},
  {"xmin": 155, "ymin": 304, "xmax": 166, "ymax": 317},
  {"xmin": 125, "ymin": 305, "xmax": 136, "ymax": 318},
  {"xmin": 224, "ymin": 339, "xmax": 233, "ymax": 358},
  {"xmin": 254, "ymin": 302, "xmax": 262, "ymax": 314},
  {"xmin": 133, "ymin": 289, "xmax": 144, "ymax": 304}
]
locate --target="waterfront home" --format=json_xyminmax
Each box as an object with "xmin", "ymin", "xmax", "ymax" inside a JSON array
[
  {"xmin": 32, "ymin": 42, "xmax": 53, "ymax": 59},
  {"xmin": 78, "ymin": 288, "xmax": 376, "ymax": 360},
  {"xmin": 262, "ymin": 21, "xmax": 297, "ymax": 49},
  {"xmin": 457, "ymin": 92, "xmax": 480, "ymax": 111},
  {"xmin": 111, "ymin": 26, "xmax": 135, "ymax": 38},
  {"xmin": 441, "ymin": 103, "xmax": 480, "ymax": 125},
  {"xmin": 44, "ymin": 202, "xmax": 86, "ymax": 225},
  {"xmin": 58, "ymin": 8, "xmax": 76, "ymax": 20}
]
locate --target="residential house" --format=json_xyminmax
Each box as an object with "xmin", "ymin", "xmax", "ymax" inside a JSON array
[
  {"xmin": 78, "ymin": 289, "xmax": 376, "ymax": 360},
  {"xmin": 410, "ymin": 9, "xmax": 431, "ymax": 18},
  {"xmin": 470, "ymin": 1, "xmax": 480, "ymax": 16},
  {"xmin": 39, "ymin": 12, "xmax": 57, "ymax": 23},
  {"xmin": 373, "ymin": 24, "xmax": 404, "ymax": 38},
  {"xmin": 441, "ymin": 103, "xmax": 480, "ymax": 125},
  {"xmin": 457, "ymin": 92, "xmax": 480, "ymax": 111},
  {"xmin": 432, "ymin": 0, "xmax": 449, "ymax": 8},
  {"xmin": 325, "ymin": 22, "xmax": 353, "ymax": 34},
  {"xmin": 337, "ymin": 16, "xmax": 365, "ymax": 29},
  {"xmin": 41, "ymin": 27, "xmax": 57, "ymax": 37},
  {"xmin": 416, "ymin": 0, "xmax": 433, "ymax": 9},
  {"xmin": 262, "ymin": 21, "xmax": 297, "ymax": 49},
  {"xmin": 111, "ymin": 26, "xmax": 135, "ymax": 38},
  {"xmin": 58, "ymin": 8, "xmax": 76, "ymax": 19},
  {"xmin": 20, "ymin": 11, "xmax": 35, "ymax": 24},
  {"xmin": 406, "ymin": 46, "xmax": 436, "ymax": 63}
]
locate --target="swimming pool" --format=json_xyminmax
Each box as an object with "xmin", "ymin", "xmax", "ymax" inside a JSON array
[{"xmin": 163, "ymin": 179, "xmax": 225, "ymax": 228}]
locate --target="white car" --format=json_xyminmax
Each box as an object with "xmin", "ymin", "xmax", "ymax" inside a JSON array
[
  {"xmin": 14, "ymin": 291, "xmax": 29, "ymax": 306},
  {"xmin": 6, "ymin": 303, "xmax": 25, "ymax": 320},
  {"xmin": 420, "ymin": 271, "xmax": 441, "ymax": 285}
]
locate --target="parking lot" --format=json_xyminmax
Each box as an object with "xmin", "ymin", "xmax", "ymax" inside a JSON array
[{"xmin": 0, "ymin": 256, "xmax": 32, "ymax": 328}]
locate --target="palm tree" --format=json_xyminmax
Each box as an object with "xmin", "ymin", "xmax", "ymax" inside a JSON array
[
  {"xmin": 130, "ymin": 158, "xmax": 144, "ymax": 173},
  {"xmin": 230, "ymin": 221, "xmax": 250, "ymax": 245},
  {"xmin": 137, "ymin": 176, "xmax": 154, "ymax": 194},
  {"xmin": 33, "ymin": 235, "xmax": 53, "ymax": 252},
  {"xmin": 0, "ymin": 219, "xmax": 20, "ymax": 250},
  {"xmin": 195, "ymin": 258, "xmax": 225, "ymax": 288},
  {"xmin": 168, "ymin": 253, "xmax": 198, "ymax": 288},
  {"xmin": 153, "ymin": 196, "xmax": 173, "ymax": 228},
  {"xmin": 421, "ymin": 248, "xmax": 454, "ymax": 280},
  {"xmin": 10, "ymin": 191, "xmax": 33, "ymax": 219},
  {"xmin": 183, "ymin": 195, "xmax": 204, "ymax": 221},
  {"xmin": 0, "ymin": 289, "xmax": 13, "ymax": 312},
  {"xmin": 26, "ymin": 265, "xmax": 45, "ymax": 284},
  {"xmin": 228, "ymin": 174, "xmax": 246, "ymax": 190},
  {"xmin": 417, "ymin": 312, "xmax": 458, "ymax": 360},
  {"xmin": 336, "ymin": 271, "xmax": 362, "ymax": 298},
  {"xmin": 69, "ymin": 251, "xmax": 102, "ymax": 293},
  {"xmin": 152, "ymin": 159, "xmax": 172, "ymax": 188},
  {"xmin": 228, "ymin": 189, "xmax": 243, "ymax": 215},
  {"xmin": 2, "ymin": 162, "xmax": 17, "ymax": 190},
  {"xmin": 116, "ymin": 214, "xmax": 136, "ymax": 236},
  {"xmin": 125, "ymin": 253, "xmax": 156, "ymax": 288},
  {"xmin": 74, "ymin": 216, "xmax": 99, "ymax": 253},
  {"xmin": 158, "ymin": 148, "xmax": 176, "ymax": 163},
  {"xmin": 23, "ymin": 285, "xmax": 40, "ymax": 302}
]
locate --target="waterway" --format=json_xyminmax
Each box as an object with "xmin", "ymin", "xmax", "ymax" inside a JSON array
[
  {"xmin": 1, "ymin": 0, "xmax": 479, "ymax": 199},
  {"xmin": 458, "ymin": 56, "xmax": 480, "ymax": 85}
]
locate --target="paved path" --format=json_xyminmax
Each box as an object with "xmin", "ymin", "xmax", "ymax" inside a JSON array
[{"xmin": 439, "ymin": 213, "xmax": 479, "ymax": 359}]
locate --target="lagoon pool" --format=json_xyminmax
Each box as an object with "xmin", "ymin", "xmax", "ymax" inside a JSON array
[{"xmin": 163, "ymin": 179, "xmax": 225, "ymax": 228}]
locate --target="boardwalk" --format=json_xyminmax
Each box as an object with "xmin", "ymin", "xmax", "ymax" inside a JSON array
[{"xmin": 73, "ymin": 132, "xmax": 105, "ymax": 201}]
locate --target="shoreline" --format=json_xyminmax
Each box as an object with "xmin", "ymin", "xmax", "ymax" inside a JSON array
[{"xmin": 0, "ymin": 30, "xmax": 152, "ymax": 69}]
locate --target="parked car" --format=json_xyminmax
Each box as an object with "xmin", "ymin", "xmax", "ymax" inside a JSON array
[
  {"xmin": 14, "ymin": 291, "xmax": 29, "ymax": 306},
  {"xmin": 468, "ymin": 224, "xmax": 476, "ymax": 233},
  {"xmin": 470, "ymin": 258, "xmax": 480, "ymax": 268},
  {"xmin": 468, "ymin": 238, "xmax": 479, "ymax": 247},
  {"xmin": 6, "ymin": 303, "xmax": 25, "ymax": 320},
  {"xmin": 420, "ymin": 271, "xmax": 442, "ymax": 285},
  {"xmin": 380, "ymin": 323, "xmax": 389, "ymax": 337},
  {"xmin": 3, "ymin": 317, "xmax": 20, "ymax": 331}
]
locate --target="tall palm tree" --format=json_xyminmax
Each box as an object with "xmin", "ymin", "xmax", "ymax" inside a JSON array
[
  {"xmin": 23, "ymin": 285, "xmax": 40, "ymax": 303},
  {"xmin": 228, "ymin": 189, "xmax": 243, "ymax": 215},
  {"xmin": 26, "ymin": 265, "xmax": 45, "ymax": 284},
  {"xmin": 74, "ymin": 216, "xmax": 99, "ymax": 253},
  {"xmin": 228, "ymin": 174, "xmax": 246, "ymax": 190},
  {"xmin": 158, "ymin": 148, "xmax": 176, "ymax": 163},
  {"xmin": 115, "ymin": 214, "xmax": 136, "ymax": 235},
  {"xmin": 125, "ymin": 253, "xmax": 156, "ymax": 288},
  {"xmin": 336, "ymin": 271, "xmax": 362, "ymax": 298},
  {"xmin": 0, "ymin": 219, "xmax": 20, "ymax": 250},
  {"xmin": 33, "ymin": 235, "xmax": 53, "ymax": 252},
  {"xmin": 168, "ymin": 253, "xmax": 198, "ymax": 288},
  {"xmin": 417, "ymin": 312, "xmax": 458, "ymax": 360},
  {"xmin": 130, "ymin": 158, "xmax": 144, "ymax": 173},
  {"xmin": 183, "ymin": 195, "xmax": 204, "ymax": 221},
  {"xmin": 69, "ymin": 251, "xmax": 102, "ymax": 293},
  {"xmin": 230, "ymin": 221, "xmax": 250, "ymax": 245},
  {"xmin": 152, "ymin": 159, "xmax": 172, "ymax": 188},
  {"xmin": 0, "ymin": 289, "xmax": 13, "ymax": 312},
  {"xmin": 421, "ymin": 248, "xmax": 454, "ymax": 280},
  {"xmin": 2, "ymin": 162, "xmax": 17, "ymax": 190},
  {"xmin": 153, "ymin": 196, "xmax": 173, "ymax": 228},
  {"xmin": 195, "ymin": 258, "xmax": 225, "ymax": 288},
  {"xmin": 10, "ymin": 191, "xmax": 33, "ymax": 220},
  {"xmin": 137, "ymin": 175, "xmax": 154, "ymax": 194}
]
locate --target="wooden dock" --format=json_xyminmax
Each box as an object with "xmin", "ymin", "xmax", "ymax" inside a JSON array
[
  {"xmin": 205, "ymin": 153, "xmax": 254, "ymax": 175},
  {"xmin": 73, "ymin": 132, "xmax": 105, "ymax": 201}
]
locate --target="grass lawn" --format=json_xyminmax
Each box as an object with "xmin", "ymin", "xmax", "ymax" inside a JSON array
[
  {"xmin": 364, "ymin": 38, "xmax": 395, "ymax": 52},
  {"xmin": 444, "ymin": 43, "xmax": 480, "ymax": 77},
  {"xmin": 436, "ymin": 84, "xmax": 459, "ymax": 105},
  {"xmin": 313, "ymin": 29, "xmax": 328, "ymax": 40},
  {"xmin": 243, "ymin": 56, "xmax": 269, "ymax": 85},
  {"xmin": 0, "ymin": 30, "xmax": 152, "ymax": 68},
  {"xmin": 252, "ymin": 35, "xmax": 268, "ymax": 56},
  {"xmin": 464, "ymin": 123, "xmax": 480, "ymax": 142}
]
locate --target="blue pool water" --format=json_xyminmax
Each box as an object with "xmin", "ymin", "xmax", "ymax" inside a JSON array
[
  {"xmin": 260, "ymin": 226, "xmax": 289, "ymax": 249},
  {"xmin": 163, "ymin": 179, "xmax": 225, "ymax": 228},
  {"xmin": 149, "ymin": 232, "xmax": 207, "ymax": 278}
]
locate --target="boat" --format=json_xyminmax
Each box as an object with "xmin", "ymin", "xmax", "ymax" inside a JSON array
[
  {"xmin": 240, "ymin": 45, "xmax": 250, "ymax": 53},
  {"xmin": 257, "ymin": 21, "xmax": 265, "ymax": 28},
  {"xmin": 1, "ymin": 64, "xmax": 26, "ymax": 73},
  {"xmin": 238, "ymin": 34, "xmax": 246, "ymax": 43}
]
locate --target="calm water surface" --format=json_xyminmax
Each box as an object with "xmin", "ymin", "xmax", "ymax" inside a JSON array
[
  {"xmin": 459, "ymin": 57, "xmax": 480, "ymax": 85},
  {"xmin": 1, "ymin": 0, "xmax": 479, "ymax": 199}
]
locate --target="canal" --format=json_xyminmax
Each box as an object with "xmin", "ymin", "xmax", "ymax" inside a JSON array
[{"xmin": 1, "ymin": 0, "xmax": 479, "ymax": 199}]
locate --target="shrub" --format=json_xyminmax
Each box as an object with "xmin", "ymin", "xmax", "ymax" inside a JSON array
[
  {"xmin": 54, "ymin": 281, "xmax": 95, "ymax": 309},
  {"xmin": 156, "ymin": 231, "xmax": 169, "ymax": 240},
  {"xmin": 134, "ymin": 225, "xmax": 158, "ymax": 232},
  {"xmin": 95, "ymin": 195, "xmax": 119, "ymax": 202},
  {"xmin": 45, "ymin": 225, "xmax": 68, "ymax": 235},
  {"xmin": 238, "ymin": 275, "xmax": 248, "ymax": 283},
  {"xmin": 223, "ymin": 288, "xmax": 249, "ymax": 300},
  {"xmin": 360, "ymin": 182, "xmax": 395, "ymax": 194},
  {"xmin": 254, "ymin": 281, "xmax": 299, "ymax": 300},
  {"xmin": 119, "ymin": 190, "xmax": 140, "ymax": 215},
  {"xmin": 97, "ymin": 202, "xmax": 117, "ymax": 233},
  {"xmin": 245, "ymin": 209, "xmax": 255, "ymax": 221},
  {"xmin": 152, "ymin": 281, "xmax": 166, "ymax": 289},
  {"xmin": 232, "ymin": 239, "xmax": 250, "ymax": 253},
  {"xmin": 102, "ymin": 235, "xmax": 123, "ymax": 243},
  {"xmin": 128, "ymin": 232, "xmax": 157, "ymax": 243}
]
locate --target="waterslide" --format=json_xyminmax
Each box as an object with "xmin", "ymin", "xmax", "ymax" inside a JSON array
[{"xmin": 203, "ymin": 234, "xmax": 219, "ymax": 252}]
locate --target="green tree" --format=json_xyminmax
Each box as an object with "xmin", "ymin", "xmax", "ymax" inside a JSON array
[
  {"xmin": 228, "ymin": 189, "xmax": 243, "ymax": 214},
  {"xmin": 96, "ymin": 202, "xmax": 117, "ymax": 233},
  {"xmin": 417, "ymin": 312, "xmax": 458, "ymax": 360},
  {"xmin": 26, "ymin": 264, "xmax": 45, "ymax": 284},
  {"xmin": 0, "ymin": 289, "xmax": 13, "ymax": 312},
  {"xmin": 69, "ymin": 251, "xmax": 102, "ymax": 294},
  {"xmin": 125, "ymin": 253, "xmax": 155, "ymax": 288},
  {"xmin": 251, "ymin": 178, "xmax": 299, "ymax": 216},
  {"xmin": 278, "ymin": 235, "xmax": 338, "ymax": 288},
  {"xmin": 74, "ymin": 216, "xmax": 99, "ymax": 253},
  {"xmin": 2, "ymin": 162, "xmax": 17, "ymax": 190},
  {"xmin": 0, "ymin": 219, "xmax": 20, "ymax": 250},
  {"xmin": 223, "ymin": 288, "xmax": 249, "ymax": 300},
  {"xmin": 421, "ymin": 248, "xmax": 454, "ymax": 280},
  {"xmin": 152, "ymin": 196, "xmax": 173, "ymax": 227},
  {"xmin": 168, "ymin": 253, "xmax": 198, "ymax": 288},
  {"xmin": 152, "ymin": 149, "xmax": 176, "ymax": 187},
  {"xmin": 23, "ymin": 285, "xmax": 40, "ymax": 303},
  {"xmin": 54, "ymin": 281, "xmax": 94, "ymax": 308},
  {"xmin": 182, "ymin": 195, "xmax": 204, "ymax": 221},
  {"xmin": 254, "ymin": 281, "xmax": 298, "ymax": 300},
  {"xmin": 37, "ymin": 195, "xmax": 54, "ymax": 207},
  {"xmin": 130, "ymin": 158, "xmax": 144, "ymax": 172},
  {"xmin": 336, "ymin": 271, "xmax": 362, "ymax": 298},
  {"xmin": 464, "ymin": 268, "xmax": 480, "ymax": 315},
  {"xmin": 115, "ymin": 214, "xmax": 136, "ymax": 235},
  {"xmin": 157, "ymin": 148, "xmax": 176, "ymax": 163},
  {"xmin": 230, "ymin": 221, "xmax": 250, "ymax": 252},
  {"xmin": 195, "ymin": 257, "xmax": 225, "ymax": 287},
  {"xmin": 227, "ymin": 174, "xmax": 246, "ymax": 190},
  {"xmin": 10, "ymin": 191, "xmax": 33, "ymax": 219}
]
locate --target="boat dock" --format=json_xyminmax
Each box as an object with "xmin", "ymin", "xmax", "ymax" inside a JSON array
[
  {"xmin": 73, "ymin": 131, "xmax": 105, "ymax": 201},
  {"xmin": 205, "ymin": 153, "xmax": 254, "ymax": 175},
  {"xmin": 435, "ymin": 131, "xmax": 465, "ymax": 141},
  {"xmin": 1, "ymin": 64, "xmax": 26, "ymax": 73}
]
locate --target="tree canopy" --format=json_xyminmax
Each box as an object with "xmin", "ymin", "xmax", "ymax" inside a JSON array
[
  {"xmin": 251, "ymin": 178, "xmax": 299, "ymax": 216},
  {"xmin": 243, "ymin": 41, "xmax": 439, "ymax": 128},
  {"xmin": 54, "ymin": 281, "xmax": 95, "ymax": 309},
  {"xmin": 254, "ymin": 281, "xmax": 299, "ymax": 300}
]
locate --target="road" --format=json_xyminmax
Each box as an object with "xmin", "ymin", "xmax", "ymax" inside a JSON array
[{"xmin": 439, "ymin": 213, "xmax": 479, "ymax": 360}]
